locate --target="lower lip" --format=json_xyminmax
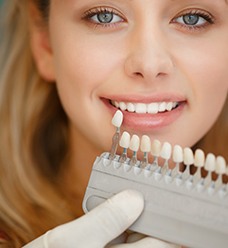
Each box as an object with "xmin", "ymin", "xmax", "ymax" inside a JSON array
[{"xmin": 103, "ymin": 100, "xmax": 185, "ymax": 132}]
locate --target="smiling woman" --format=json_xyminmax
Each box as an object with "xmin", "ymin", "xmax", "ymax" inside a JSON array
[{"xmin": 0, "ymin": 0, "xmax": 227, "ymax": 247}]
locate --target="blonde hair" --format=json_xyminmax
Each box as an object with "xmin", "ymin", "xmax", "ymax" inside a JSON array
[
  {"xmin": 0, "ymin": 1, "xmax": 75, "ymax": 247},
  {"xmin": 0, "ymin": 0, "xmax": 227, "ymax": 247}
]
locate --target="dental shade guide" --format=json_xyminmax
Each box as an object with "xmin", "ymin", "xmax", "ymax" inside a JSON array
[
  {"xmin": 83, "ymin": 110, "xmax": 228, "ymax": 248},
  {"xmin": 109, "ymin": 110, "xmax": 123, "ymax": 160}
]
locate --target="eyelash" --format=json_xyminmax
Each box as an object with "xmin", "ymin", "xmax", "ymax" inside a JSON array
[
  {"xmin": 82, "ymin": 7, "xmax": 215, "ymax": 32},
  {"xmin": 82, "ymin": 7, "xmax": 125, "ymax": 29},
  {"xmin": 172, "ymin": 10, "xmax": 215, "ymax": 31}
]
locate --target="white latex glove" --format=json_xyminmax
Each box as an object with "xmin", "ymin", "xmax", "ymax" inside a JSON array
[
  {"xmin": 112, "ymin": 234, "xmax": 181, "ymax": 247},
  {"xmin": 23, "ymin": 190, "xmax": 180, "ymax": 248}
]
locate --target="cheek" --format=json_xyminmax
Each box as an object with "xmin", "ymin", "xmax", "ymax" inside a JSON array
[
  {"xmin": 49, "ymin": 28, "xmax": 126, "ymax": 150},
  {"xmin": 172, "ymin": 39, "xmax": 228, "ymax": 147},
  {"xmin": 192, "ymin": 47, "xmax": 228, "ymax": 112},
  {"xmin": 179, "ymin": 35, "xmax": 228, "ymax": 104},
  {"xmin": 52, "ymin": 35, "xmax": 124, "ymax": 98},
  {"xmin": 193, "ymin": 53, "xmax": 227, "ymax": 142},
  {"xmin": 175, "ymin": 30, "xmax": 228, "ymax": 95}
]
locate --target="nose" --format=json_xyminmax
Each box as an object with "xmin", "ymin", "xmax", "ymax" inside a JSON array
[{"xmin": 124, "ymin": 27, "xmax": 174, "ymax": 83}]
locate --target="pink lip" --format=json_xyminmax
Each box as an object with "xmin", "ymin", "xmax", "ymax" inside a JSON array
[
  {"xmin": 101, "ymin": 94, "xmax": 186, "ymax": 132},
  {"xmin": 105, "ymin": 93, "xmax": 186, "ymax": 104}
]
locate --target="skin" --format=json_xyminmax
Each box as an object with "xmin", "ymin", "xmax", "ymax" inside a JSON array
[{"xmin": 30, "ymin": 0, "xmax": 228, "ymax": 212}]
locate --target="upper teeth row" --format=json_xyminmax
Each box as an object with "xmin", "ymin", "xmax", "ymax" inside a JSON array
[{"xmin": 111, "ymin": 101, "xmax": 178, "ymax": 114}]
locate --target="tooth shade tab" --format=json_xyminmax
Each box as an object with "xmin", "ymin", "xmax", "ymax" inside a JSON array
[
  {"xmin": 183, "ymin": 148, "xmax": 194, "ymax": 165},
  {"xmin": 129, "ymin": 135, "xmax": 140, "ymax": 152},
  {"xmin": 205, "ymin": 153, "xmax": 216, "ymax": 172},
  {"xmin": 119, "ymin": 132, "xmax": 130, "ymax": 149},
  {"xmin": 111, "ymin": 110, "xmax": 123, "ymax": 128},
  {"xmin": 140, "ymin": 135, "xmax": 151, "ymax": 153},
  {"xmin": 173, "ymin": 145, "xmax": 183, "ymax": 163},
  {"xmin": 160, "ymin": 142, "xmax": 172, "ymax": 160},
  {"xmin": 151, "ymin": 139, "xmax": 161, "ymax": 157},
  {"xmin": 215, "ymin": 156, "xmax": 226, "ymax": 174},
  {"xmin": 194, "ymin": 149, "xmax": 205, "ymax": 168}
]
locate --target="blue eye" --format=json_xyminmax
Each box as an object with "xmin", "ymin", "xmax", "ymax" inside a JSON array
[
  {"xmin": 173, "ymin": 10, "xmax": 214, "ymax": 30},
  {"xmin": 176, "ymin": 14, "xmax": 207, "ymax": 26},
  {"xmin": 91, "ymin": 11, "xmax": 122, "ymax": 24},
  {"xmin": 84, "ymin": 8, "xmax": 124, "ymax": 25},
  {"xmin": 96, "ymin": 12, "xmax": 114, "ymax": 23}
]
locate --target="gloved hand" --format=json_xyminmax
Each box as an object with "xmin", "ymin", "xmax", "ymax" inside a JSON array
[{"xmin": 23, "ymin": 190, "xmax": 180, "ymax": 248}]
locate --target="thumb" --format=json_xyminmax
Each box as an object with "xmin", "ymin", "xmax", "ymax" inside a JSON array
[
  {"xmin": 49, "ymin": 190, "xmax": 144, "ymax": 248},
  {"xmin": 78, "ymin": 190, "xmax": 144, "ymax": 247}
]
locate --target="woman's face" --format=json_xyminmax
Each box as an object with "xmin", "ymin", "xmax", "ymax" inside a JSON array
[{"xmin": 35, "ymin": 0, "xmax": 228, "ymax": 153}]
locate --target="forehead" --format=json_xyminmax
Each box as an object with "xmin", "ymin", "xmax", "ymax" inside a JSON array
[{"xmin": 49, "ymin": 0, "xmax": 228, "ymax": 15}]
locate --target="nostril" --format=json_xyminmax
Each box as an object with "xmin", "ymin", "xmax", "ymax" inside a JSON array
[{"xmin": 134, "ymin": 72, "xmax": 144, "ymax": 78}]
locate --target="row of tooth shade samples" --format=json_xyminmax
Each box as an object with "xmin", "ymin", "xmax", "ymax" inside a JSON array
[{"xmin": 110, "ymin": 110, "xmax": 227, "ymax": 193}]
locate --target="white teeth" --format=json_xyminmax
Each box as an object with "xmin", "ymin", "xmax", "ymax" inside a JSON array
[
  {"xmin": 151, "ymin": 139, "xmax": 161, "ymax": 157},
  {"xmin": 111, "ymin": 101, "xmax": 179, "ymax": 114},
  {"xmin": 126, "ymin": 103, "xmax": 135, "ymax": 112},
  {"xmin": 148, "ymin": 103, "xmax": 159, "ymax": 114},
  {"xmin": 140, "ymin": 135, "xmax": 151, "ymax": 153},
  {"xmin": 172, "ymin": 102, "xmax": 178, "ymax": 108},
  {"xmin": 215, "ymin": 156, "xmax": 226, "ymax": 175},
  {"xmin": 183, "ymin": 147, "xmax": 194, "ymax": 166},
  {"xmin": 111, "ymin": 110, "xmax": 123, "ymax": 128},
  {"xmin": 166, "ymin": 102, "xmax": 173, "ymax": 111},
  {"xmin": 119, "ymin": 131, "xmax": 130, "ymax": 149},
  {"xmin": 194, "ymin": 149, "xmax": 205, "ymax": 168},
  {"xmin": 160, "ymin": 142, "xmax": 172, "ymax": 160},
  {"xmin": 135, "ymin": 103, "xmax": 147, "ymax": 114},
  {"xmin": 173, "ymin": 145, "xmax": 183, "ymax": 163},
  {"xmin": 111, "ymin": 100, "xmax": 119, "ymax": 108},
  {"xmin": 158, "ymin": 102, "xmax": 167, "ymax": 112},
  {"xmin": 205, "ymin": 153, "xmax": 216, "ymax": 172},
  {"xmin": 129, "ymin": 135, "xmax": 140, "ymax": 152},
  {"xmin": 119, "ymin": 102, "xmax": 127, "ymax": 111}
]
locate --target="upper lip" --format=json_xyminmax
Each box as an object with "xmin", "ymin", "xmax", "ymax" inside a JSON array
[{"xmin": 102, "ymin": 93, "xmax": 187, "ymax": 103}]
